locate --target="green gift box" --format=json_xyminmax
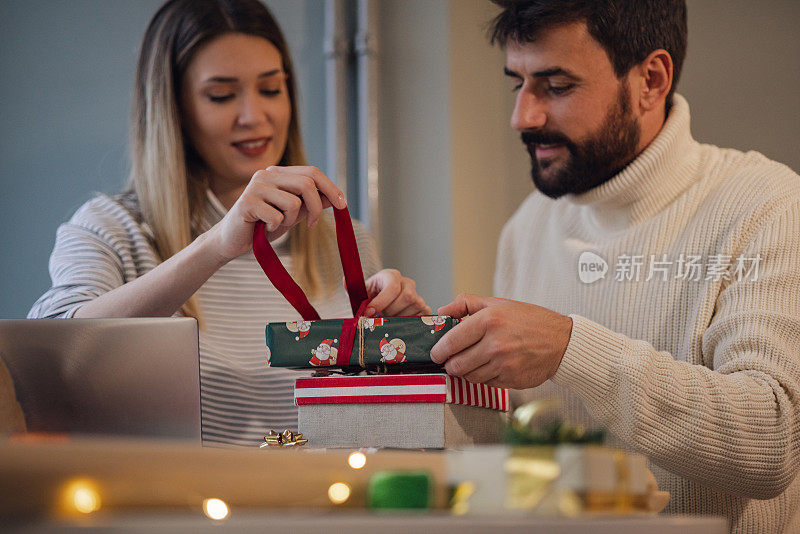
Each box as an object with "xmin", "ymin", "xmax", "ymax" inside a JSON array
[
  {"xmin": 252, "ymin": 208, "xmax": 458, "ymax": 370},
  {"xmin": 265, "ymin": 315, "xmax": 458, "ymax": 369}
]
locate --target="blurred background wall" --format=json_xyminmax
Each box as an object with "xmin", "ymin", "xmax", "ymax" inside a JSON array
[
  {"xmin": 1, "ymin": 0, "xmax": 798, "ymax": 318},
  {"xmin": 0, "ymin": 0, "xmax": 328, "ymax": 318},
  {"xmin": 680, "ymin": 0, "xmax": 800, "ymax": 172}
]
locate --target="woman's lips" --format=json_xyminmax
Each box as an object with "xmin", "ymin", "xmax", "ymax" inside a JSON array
[
  {"xmin": 535, "ymin": 144, "xmax": 565, "ymax": 159},
  {"xmin": 232, "ymin": 137, "xmax": 270, "ymax": 157}
]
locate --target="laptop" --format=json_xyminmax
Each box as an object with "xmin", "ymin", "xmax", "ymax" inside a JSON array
[{"xmin": 0, "ymin": 318, "xmax": 201, "ymax": 441}]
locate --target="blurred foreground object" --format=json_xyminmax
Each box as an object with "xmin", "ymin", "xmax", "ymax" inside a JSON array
[
  {"xmin": 506, "ymin": 400, "xmax": 605, "ymax": 445},
  {"xmin": 0, "ymin": 435, "xmax": 669, "ymax": 521},
  {"xmin": 0, "ymin": 438, "xmax": 448, "ymax": 519},
  {"xmin": 0, "ymin": 356, "xmax": 26, "ymax": 434},
  {"xmin": 446, "ymin": 400, "xmax": 668, "ymax": 515},
  {"xmin": 368, "ymin": 470, "xmax": 433, "ymax": 510},
  {"xmin": 447, "ymin": 445, "xmax": 668, "ymax": 516}
]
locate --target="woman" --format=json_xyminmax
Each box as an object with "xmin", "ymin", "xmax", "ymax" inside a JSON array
[{"xmin": 29, "ymin": 0, "xmax": 430, "ymax": 446}]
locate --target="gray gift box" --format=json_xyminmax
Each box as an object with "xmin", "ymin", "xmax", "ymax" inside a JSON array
[{"xmin": 294, "ymin": 373, "xmax": 509, "ymax": 449}]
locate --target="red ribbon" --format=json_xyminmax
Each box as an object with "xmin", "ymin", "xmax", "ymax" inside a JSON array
[{"xmin": 253, "ymin": 207, "xmax": 372, "ymax": 366}]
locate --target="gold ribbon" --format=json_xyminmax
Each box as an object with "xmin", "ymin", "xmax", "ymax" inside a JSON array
[{"xmin": 261, "ymin": 429, "xmax": 308, "ymax": 448}]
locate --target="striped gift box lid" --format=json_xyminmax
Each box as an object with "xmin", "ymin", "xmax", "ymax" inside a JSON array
[{"xmin": 294, "ymin": 373, "xmax": 509, "ymax": 411}]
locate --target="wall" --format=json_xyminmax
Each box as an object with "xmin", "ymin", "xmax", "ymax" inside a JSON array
[
  {"xmin": 1, "ymin": 1, "xmax": 798, "ymax": 318},
  {"xmin": 1, "ymin": 0, "xmax": 159, "ymax": 319},
  {"xmin": 449, "ymin": 0, "xmax": 531, "ymax": 299},
  {"xmin": 682, "ymin": 0, "xmax": 800, "ymax": 173},
  {"xmin": 377, "ymin": 0, "xmax": 454, "ymax": 311},
  {"xmin": 0, "ymin": 0, "xmax": 327, "ymax": 318}
]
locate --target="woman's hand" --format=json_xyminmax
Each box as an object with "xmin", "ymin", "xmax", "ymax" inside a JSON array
[
  {"xmin": 364, "ymin": 269, "xmax": 431, "ymax": 317},
  {"xmin": 208, "ymin": 166, "xmax": 346, "ymax": 262}
]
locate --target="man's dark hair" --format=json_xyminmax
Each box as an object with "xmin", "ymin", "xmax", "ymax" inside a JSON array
[{"xmin": 490, "ymin": 0, "xmax": 687, "ymax": 108}]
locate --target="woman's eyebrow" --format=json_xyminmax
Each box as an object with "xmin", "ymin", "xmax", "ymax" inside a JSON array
[
  {"xmin": 258, "ymin": 69, "xmax": 282, "ymax": 78},
  {"xmin": 203, "ymin": 69, "xmax": 282, "ymax": 83}
]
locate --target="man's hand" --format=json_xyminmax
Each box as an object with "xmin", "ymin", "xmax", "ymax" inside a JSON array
[{"xmin": 429, "ymin": 294, "xmax": 573, "ymax": 389}]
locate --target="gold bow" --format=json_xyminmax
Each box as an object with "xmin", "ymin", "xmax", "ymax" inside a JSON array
[{"xmin": 261, "ymin": 429, "xmax": 308, "ymax": 448}]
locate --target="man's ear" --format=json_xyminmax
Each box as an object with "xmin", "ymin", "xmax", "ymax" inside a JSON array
[{"xmin": 634, "ymin": 49, "xmax": 673, "ymax": 112}]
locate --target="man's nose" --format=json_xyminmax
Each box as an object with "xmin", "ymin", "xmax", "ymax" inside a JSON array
[{"xmin": 510, "ymin": 91, "xmax": 547, "ymax": 131}]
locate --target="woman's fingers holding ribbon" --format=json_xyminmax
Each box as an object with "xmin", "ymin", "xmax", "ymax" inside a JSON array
[
  {"xmin": 210, "ymin": 185, "xmax": 283, "ymax": 261},
  {"xmin": 268, "ymin": 166, "xmax": 347, "ymax": 226},
  {"xmin": 365, "ymin": 269, "xmax": 431, "ymax": 318},
  {"xmin": 391, "ymin": 277, "xmax": 431, "ymax": 316},
  {"xmin": 208, "ymin": 166, "xmax": 347, "ymax": 262},
  {"xmin": 249, "ymin": 184, "xmax": 302, "ymax": 229}
]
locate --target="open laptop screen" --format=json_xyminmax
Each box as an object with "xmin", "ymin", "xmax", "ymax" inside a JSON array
[{"xmin": 0, "ymin": 318, "xmax": 200, "ymax": 441}]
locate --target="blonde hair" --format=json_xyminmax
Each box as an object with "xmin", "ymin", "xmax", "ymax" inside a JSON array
[{"xmin": 129, "ymin": 0, "xmax": 335, "ymax": 322}]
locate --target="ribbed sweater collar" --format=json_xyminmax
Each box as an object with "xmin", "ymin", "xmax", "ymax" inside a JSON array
[{"xmin": 566, "ymin": 94, "xmax": 699, "ymax": 231}]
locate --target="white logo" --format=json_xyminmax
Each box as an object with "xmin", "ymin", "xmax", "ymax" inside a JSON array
[{"xmin": 578, "ymin": 251, "xmax": 608, "ymax": 284}]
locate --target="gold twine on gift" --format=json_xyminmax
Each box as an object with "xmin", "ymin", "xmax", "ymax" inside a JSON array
[
  {"xmin": 354, "ymin": 317, "xmax": 389, "ymax": 373},
  {"xmin": 357, "ymin": 316, "xmax": 367, "ymax": 368},
  {"xmin": 345, "ymin": 316, "xmax": 419, "ymax": 373},
  {"xmin": 260, "ymin": 429, "xmax": 308, "ymax": 448}
]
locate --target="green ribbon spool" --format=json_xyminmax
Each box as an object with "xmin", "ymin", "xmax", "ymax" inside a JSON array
[{"xmin": 367, "ymin": 470, "xmax": 432, "ymax": 510}]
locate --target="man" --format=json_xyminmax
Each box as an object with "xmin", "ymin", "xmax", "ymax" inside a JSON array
[{"xmin": 430, "ymin": 1, "xmax": 800, "ymax": 532}]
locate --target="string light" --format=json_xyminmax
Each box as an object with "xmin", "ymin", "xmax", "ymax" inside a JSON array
[
  {"xmin": 202, "ymin": 498, "xmax": 230, "ymax": 520},
  {"xmin": 59, "ymin": 479, "xmax": 102, "ymax": 515},
  {"xmin": 328, "ymin": 482, "xmax": 351, "ymax": 504},
  {"xmin": 348, "ymin": 451, "xmax": 367, "ymax": 469}
]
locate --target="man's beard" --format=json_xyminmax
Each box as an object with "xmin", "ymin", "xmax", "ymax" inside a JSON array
[{"xmin": 523, "ymin": 83, "xmax": 641, "ymax": 199}]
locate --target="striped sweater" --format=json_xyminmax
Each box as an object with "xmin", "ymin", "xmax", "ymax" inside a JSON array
[
  {"xmin": 29, "ymin": 190, "xmax": 380, "ymax": 447},
  {"xmin": 495, "ymin": 94, "xmax": 800, "ymax": 533}
]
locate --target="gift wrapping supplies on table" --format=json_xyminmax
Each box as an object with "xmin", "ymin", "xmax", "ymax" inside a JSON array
[{"xmin": 0, "ymin": 437, "xmax": 658, "ymax": 519}]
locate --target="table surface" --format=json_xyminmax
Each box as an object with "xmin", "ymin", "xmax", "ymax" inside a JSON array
[
  {"xmin": 0, "ymin": 438, "xmax": 729, "ymax": 533},
  {"xmin": 7, "ymin": 512, "xmax": 728, "ymax": 534}
]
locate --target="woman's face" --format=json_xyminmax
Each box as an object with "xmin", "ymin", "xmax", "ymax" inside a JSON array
[{"xmin": 181, "ymin": 33, "xmax": 291, "ymax": 189}]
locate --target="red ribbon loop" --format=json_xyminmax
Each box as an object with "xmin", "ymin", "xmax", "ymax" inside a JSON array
[{"xmin": 252, "ymin": 206, "xmax": 370, "ymax": 324}]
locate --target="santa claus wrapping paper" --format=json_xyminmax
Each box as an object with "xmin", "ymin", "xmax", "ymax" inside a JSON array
[
  {"xmin": 264, "ymin": 314, "xmax": 459, "ymax": 369},
  {"xmin": 308, "ymin": 338, "xmax": 338, "ymax": 366},
  {"xmin": 253, "ymin": 207, "xmax": 458, "ymax": 370}
]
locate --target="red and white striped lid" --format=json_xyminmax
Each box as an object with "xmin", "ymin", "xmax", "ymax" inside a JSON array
[{"xmin": 294, "ymin": 373, "xmax": 509, "ymax": 411}]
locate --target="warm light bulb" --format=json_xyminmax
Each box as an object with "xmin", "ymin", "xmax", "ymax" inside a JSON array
[
  {"xmin": 59, "ymin": 479, "xmax": 101, "ymax": 515},
  {"xmin": 348, "ymin": 451, "xmax": 367, "ymax": 469},
  {"xmin": 203, "ymin": 498, "xmax": 230, "ymax": 520},
  {"xmin": 72, "ymin": 487, "xmax": 100, "ymax": 514},
  {"xmin": 328, "ymin": 482, "xmax": 351, "ymax": 504}
]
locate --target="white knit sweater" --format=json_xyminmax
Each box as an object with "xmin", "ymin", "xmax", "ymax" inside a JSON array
[{"xmin": 495, "ymin": 95, "xmax": 800, "ymax": 533}]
